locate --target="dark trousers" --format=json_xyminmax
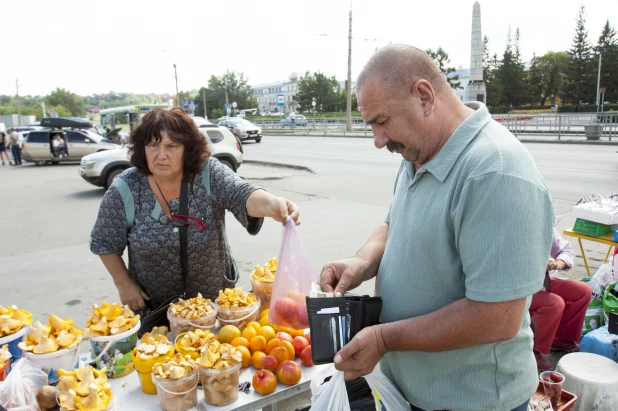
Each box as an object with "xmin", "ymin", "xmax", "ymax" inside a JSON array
[{"xmin": 11, "ymin": 145, "xmax": 21, "ymax": 165}]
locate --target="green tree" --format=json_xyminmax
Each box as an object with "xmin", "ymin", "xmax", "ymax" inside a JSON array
[
  {"xmin": 594, "ymin": 19, "xmax": 618, "ymax": 104},
  {"xmin": 45, "ymin": 88, "xmax": 85, "ymax": 116},
  {"xmin": 534, "ymin": 51, "xmax": 570, "ymax": 106},
  {"xmin": 426, "ymin": 47, "xmax": 461, "ymax": 89},
  {"xmin": 194, "ymin": 71, "xmax": 258, "ymax": 119},
  {"xmin": 564, "ymin": 5, "xmax": 595, "ymax": 105},
  {"xmin": 498, "ymin": 27, "xmax": 527, "ymax": 106},
  {"xmin": 296, "ymin": 72, "xmax": 341, "ymax": 113},
  {"xmin": 482, "ymin": 36, "xmax": 503, "ymax": 107}
]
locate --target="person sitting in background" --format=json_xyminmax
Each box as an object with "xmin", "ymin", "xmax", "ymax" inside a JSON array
[
  {"xmin": 53, "ymin": 134, "xmax": 67, "ymax": 157},
  {"xmin": 530, "ymin": 228, "xmax": 592, "ymax": 370}
]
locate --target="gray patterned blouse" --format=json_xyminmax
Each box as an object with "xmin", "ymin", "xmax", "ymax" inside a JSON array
[{"xmin": 90, "ymin": 157, "xmax": 263, "ymax": 307}]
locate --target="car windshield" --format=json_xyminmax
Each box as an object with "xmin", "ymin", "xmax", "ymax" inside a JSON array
[
  {"xmin": 230, "ymin": 119, "xmax": 253, "ymax": 126},
  {"xmin": 85, "ymin": 130, "xmax": 103, "ymax": 142}
]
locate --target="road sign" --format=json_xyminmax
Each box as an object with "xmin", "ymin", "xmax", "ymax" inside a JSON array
[
  {"xmin": 182, "ymin": 100, "xmax": 193, "ymax": 110},
  {"xmin": 277, "ymin": 94, "xmax": 285, "ymax": 107},
  {"xmin": 600, "ymin": 87, "xmax": 606, "ymax": 93},
  {"xmin": 224, "ymin": 103, "xmax": 232, "ymax": 109},
  {"xmin": 232, "ymin": 101, "xmax": 237, "ymax": 108},
  {"xmin": 311, "ymin": 101, "xmax": 316, "ymax": 107}
]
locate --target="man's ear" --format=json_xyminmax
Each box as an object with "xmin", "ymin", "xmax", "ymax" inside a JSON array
[{"xmin": 413, "ymin": 80, "xmax": 435, "ymax": 116}]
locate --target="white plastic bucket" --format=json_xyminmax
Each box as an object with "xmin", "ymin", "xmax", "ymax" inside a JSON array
[
  {"xmin": 23, "ymin": 344, "xmax": 80, "ymax": 384},
  {"xmin": 152, "ymin": 367, "xmax": 199, "ymax": 411},
  {"xmin": 216, "ymin": 299, "xmax": 260, "ymax": 332},
  {"xmin": 0, "ymin": 325, "xmax": 29, "ymax": 370},
  {"xmin": 89, "ymin": 321, "xmax": 140, "ymax": 379},
  {"xmin": 167, "ymin": 302, "xmax": 217, "ymax": 342}
]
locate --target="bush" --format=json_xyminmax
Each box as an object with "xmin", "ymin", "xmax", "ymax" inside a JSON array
[{"xmin": 558, "ymin": 104, "xmax": 618, "ymax": 113}]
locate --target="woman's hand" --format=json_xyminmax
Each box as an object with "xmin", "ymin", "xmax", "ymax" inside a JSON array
[
  {"xmin": 117, "ymin": 280, "xmax": 150, "ymax": 311},
  {"xmin": 267, "ymin": 197, "xmax": 300, "ymax": 225},
  {"xmin": 547, "ymin": 259, "xmax": 568, "ymax": 271}
]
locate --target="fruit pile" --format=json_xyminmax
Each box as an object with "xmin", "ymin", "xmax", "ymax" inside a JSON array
[
  {"xmin": 18, "ymin": 314, "xmax": 83, "ymax": 354},
  {"xmin": 56, "ymin": 365, "xmax": 113, "ymax": 411},
  {"xmin": 0, "ymin": 305, "xmax": 32, "ymax": 337},
  {"xmin": 169, "ymin": 293, "xmax": 215, "ymax": 320},
  {"xmin": 84, "ymin": 301, "xmax": 140, "ymax": 338},
  {"xmin": 250, "ymin": 258, "xmax": 277, "ymax": 310},
  {"xmin": 271, "ymin": 291, "xmax": 310, "ymax": 330}
]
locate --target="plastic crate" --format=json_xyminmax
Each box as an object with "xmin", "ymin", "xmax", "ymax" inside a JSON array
[{"xmin": 572, "ymin": 218, "xmax": 612, "ymax": 237}]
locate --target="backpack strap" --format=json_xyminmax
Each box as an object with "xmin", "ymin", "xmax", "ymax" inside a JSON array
[
  {"xmin": 201, "ymin": 157, "xmax": 215, "ymax": 199},
  {"xmin": 112, "ymin": 177, "xmax": 135, "ymax": 226}
]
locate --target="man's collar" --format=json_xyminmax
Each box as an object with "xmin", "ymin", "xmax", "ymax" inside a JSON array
[{"xmin": 419, "ymin": 102, "xmax": 491, "ymax": 183}]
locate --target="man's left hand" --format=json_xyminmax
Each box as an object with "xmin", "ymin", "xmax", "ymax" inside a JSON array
[
  {"xmin": 547, "ymin": 259, "xmax": 568, "ymax": 271},
  {"xmin": 334, "ymin": 325, "xmax": 388, "ymax": 381}
]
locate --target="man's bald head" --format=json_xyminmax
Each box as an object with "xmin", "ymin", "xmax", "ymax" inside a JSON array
[{"xmin": 357, "ymin": 44, "xmax": 450, "ymax": 99}]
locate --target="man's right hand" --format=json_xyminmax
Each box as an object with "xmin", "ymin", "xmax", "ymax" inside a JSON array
[
  {"xmin": 320, "ymin": 257, "xmax": 368, "ymax": 297},
  {"xmin": 118, "ymin": 280, "xmax": 150, "ymax": 311}
]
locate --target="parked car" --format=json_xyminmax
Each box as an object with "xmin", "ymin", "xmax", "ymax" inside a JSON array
[
  {"xmin": 22, "ymin": 117, "xmax": 119, "ymax": 166},
  {"xmin": 191, "ymin": 116, "xmax": 212, "ymax": 127},
  {"xmin": 79, "ymin": 124, "xmax": 243, "ymax": 188},
  {"xmin": 217, "ymin": 118, "xmax": 262, "ymax": 143},
  {"xmin": 281, "ymin": 114, "xmax": 308, "ymax": 127}
]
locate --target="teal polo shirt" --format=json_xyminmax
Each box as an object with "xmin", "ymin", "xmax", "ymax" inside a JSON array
[{"xmin": 377, "ymin": 102, "xmax": 553, "ymax": 411}]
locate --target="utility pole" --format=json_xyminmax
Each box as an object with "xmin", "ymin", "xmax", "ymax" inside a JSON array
[
  {"xmin": 224, "ymin": 79, "xmax": 229, "ymax": 105},
  {"xmin": 345, "ymin": 7, "xmax": 353, "ymax": 132},
  {"xmin": 173, "ymin": 64, "xmax": 179, "ymax": 108},
  {"xmin": 202, "ymin": 89, "xmax": 208, "ymax": 119},
  {"xmin": 16, "ymin": 79, "xmax": 22, "ymax": 126},
  {"xmin": 595, "ymin": 53, "xmax": 602, "ymax": 114}
]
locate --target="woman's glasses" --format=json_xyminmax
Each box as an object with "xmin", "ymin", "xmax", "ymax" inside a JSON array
[{"xmin": 171, "ymin": 213, "xmax": 206, "ymax": 232}]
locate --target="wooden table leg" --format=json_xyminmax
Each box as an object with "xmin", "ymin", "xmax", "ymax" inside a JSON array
[
  {"xmin": 603, "ymin": 246, "xmax": 613, "ymax": 264},
  {"xmin": 578, "ymin": 238, "xmax": 591, "ymax": 277}
]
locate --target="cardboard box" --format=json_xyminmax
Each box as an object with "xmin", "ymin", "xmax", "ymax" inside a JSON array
[{"xmin": 571, "ymin": 205, "xmax": 618, "ymax": 225}]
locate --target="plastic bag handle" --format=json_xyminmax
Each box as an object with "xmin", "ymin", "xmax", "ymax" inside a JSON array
[{"xmin": 153, "ymin": 373, "xmax": 199, "ymax": 395}]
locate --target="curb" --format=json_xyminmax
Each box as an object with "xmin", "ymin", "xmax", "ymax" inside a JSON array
[
  {"xmin": 243, "ymin": 160, "xmax": 314, "ymax": 173},
  {"xmin": 262, "ymin": 133, "xmax": 618, "ymax": 145}
]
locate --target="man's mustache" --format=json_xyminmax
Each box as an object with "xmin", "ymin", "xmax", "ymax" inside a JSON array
[{"xmin": 386, "ymin": 140, "xmax": 405, "ymax": 153}]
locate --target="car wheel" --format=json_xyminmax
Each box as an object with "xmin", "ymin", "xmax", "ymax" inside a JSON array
[
  {"xmin": 105, "ymin": 168, "xmax": 125, "ymax": 189},
  {"xmin": 219, "ymin": 159, "xmax": 236, "ymax": 172},
  {"xmin": 34, "ymin": 160, "xmax": 47, "ymax": 166},
  {"xmin": 255, "ymin": 138, "xmax": 262, "ymax": 143}
]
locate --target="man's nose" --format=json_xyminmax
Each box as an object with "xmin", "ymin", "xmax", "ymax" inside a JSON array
[{"xmin": 372, "ymin": 127, "xmax": 390, "ymax": 149}]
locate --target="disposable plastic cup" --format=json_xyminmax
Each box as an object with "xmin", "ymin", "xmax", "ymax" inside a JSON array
[
  {"xmin": 152, "ymin": 367, "xmax": 199, "ymax": 411},
  {"xmin": 0, "ymin": 360, "xmax": 9, "ymax": 382},
  {"xmin": 167, "ymin": 302, "xmax": 217, "ymax": 342},
  {"xmin": 216, "ymin": 299, "xmax": 260, "ymax": 332},
  {"xmin": 22, "ymin": 345, "xmax": 79, "ymax": 384},
  {"xmin": 198, "ymin": 363, "xmax": 241, "ymax": 406},
  {"xmin": 132, "ymin": 346, "xmax": 175, "ymax": 394},
  {"xmin": 251, "ymin": 277, "xmax": 274, "ymax": 310},
  {"xmin": 540, "ymin": 371, "xmax": 565, "ymax": 408},
  {"xmin": 89, "ymin": 321, "xmax": 140, "ymax": 379}
]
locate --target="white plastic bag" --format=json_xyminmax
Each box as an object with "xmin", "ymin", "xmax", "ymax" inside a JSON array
[
  {"xmin": 593, "ymin": 263, "xmax": 618, "ymax": 289},
  {"xmin": 0, "ymin": 358, "xmax": 48, "ymax": 410},
  {"xmin": 364, "ymin": 369, "xmax": 410, "ymax": 411},
  {"xmin": 310, "ymin": 366, "xmax": 409, "ymax": 411}
]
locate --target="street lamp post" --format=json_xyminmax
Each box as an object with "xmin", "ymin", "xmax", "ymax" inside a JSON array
[
  {"xmin": 312, "ymin": 98, "xmax": 317, "ymax": 130},
  {"xmin": 173, "ymin": 64, "xmax": 179, "ymax": 108}
]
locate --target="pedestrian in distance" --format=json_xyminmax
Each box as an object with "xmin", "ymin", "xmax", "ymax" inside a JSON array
[
  {"xmin": 289, "ymin": 111, "xmax": 296, "ymax": 133},
  {"xmin": 8, "ymin": 128, "xmax": 23, "ymax": 165},
  {"xmin": 320, "ymin": 44, "xmax": 553, "ymax": 411},
  {"xmin": 0, "ymin": 131, "xmax": 12, "ymax": 165}
]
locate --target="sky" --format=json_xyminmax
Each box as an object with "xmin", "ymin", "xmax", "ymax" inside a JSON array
[{"xmin": 1, "ymin": 0, "xmax": 616, "ymax": 98}]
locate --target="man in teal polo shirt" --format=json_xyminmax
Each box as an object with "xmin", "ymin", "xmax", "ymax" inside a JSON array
[{"xmin": 320, "ymin": 44, "xmax": 554, "ymax": 411}]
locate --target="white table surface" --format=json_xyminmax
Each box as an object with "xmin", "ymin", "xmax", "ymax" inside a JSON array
[{"xmin": 80, "ymin": 353, "xmax": 327, "ymax": 411}]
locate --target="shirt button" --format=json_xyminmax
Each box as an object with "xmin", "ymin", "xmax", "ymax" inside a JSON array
[{"xmin": 173, "ymin": 227, "xmax": 179, "ymax": 233}]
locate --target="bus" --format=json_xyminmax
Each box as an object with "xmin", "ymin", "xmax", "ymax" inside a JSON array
[{"xmin": 100, "ymin": 104, "xmax": 170, "ymax": 132}]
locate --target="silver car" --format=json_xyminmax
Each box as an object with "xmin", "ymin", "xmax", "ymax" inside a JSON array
[
  {"xmin": 22, "ymin": 128, "xmax": 119, "ymax": 166},
  {"xmin": 79, "ymin": 125, "xmax": 243, "ymax": 188}
]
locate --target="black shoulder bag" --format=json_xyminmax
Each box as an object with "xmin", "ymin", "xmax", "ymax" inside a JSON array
[{"xmin": 138, "ymin": 179, "xmax": 190, "ymax": 337}]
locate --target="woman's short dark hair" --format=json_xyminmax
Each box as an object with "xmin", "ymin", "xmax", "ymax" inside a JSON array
[{"xmin": 129, "ymin": 108, "xmax": 210, "ymax": 178}]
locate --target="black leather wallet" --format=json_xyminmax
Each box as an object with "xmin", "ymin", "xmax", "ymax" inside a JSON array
[{"xmin": 306, "ymin": 295, "xmax": 382, "ymax": 365}]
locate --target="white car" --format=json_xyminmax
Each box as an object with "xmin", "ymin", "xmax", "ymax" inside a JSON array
[{"xmin": 79, "ymin": 125, "xmax": 243, "ymax": 188}]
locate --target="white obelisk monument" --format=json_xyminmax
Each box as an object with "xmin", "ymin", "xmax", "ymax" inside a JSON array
[{"xmin": 464, "ymin": 1, "xmax": 487, "ymax": 103}]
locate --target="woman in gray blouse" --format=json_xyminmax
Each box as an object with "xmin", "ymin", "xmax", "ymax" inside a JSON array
[{"xmin": 90, "ymin": 108, "xmax": 300, "ymax": 312}]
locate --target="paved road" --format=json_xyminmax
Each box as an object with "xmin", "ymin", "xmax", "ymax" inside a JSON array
[{"xmin": 243, "ymin": 135, "xmax": 618, "ymax": 217}]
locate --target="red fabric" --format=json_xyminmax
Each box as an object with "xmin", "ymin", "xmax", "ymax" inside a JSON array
[{"xmin": 529, "ymin": 278, "xmax": 592, "ymax": 354}]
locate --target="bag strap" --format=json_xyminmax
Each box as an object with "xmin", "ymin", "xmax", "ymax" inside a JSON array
[
  {"xmin": 200, "ymin": 157, "xmax": 215, "ymax": 199},
  {"xmin": 179, "ymin": 179, "xmax": 189, "ymax": 288},
  {"xmin": 112, "ymin": 177, "xmax": 135, "ymax": 226}
]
